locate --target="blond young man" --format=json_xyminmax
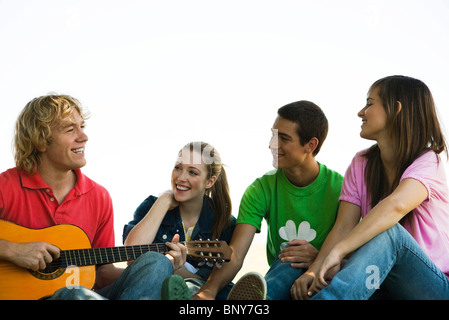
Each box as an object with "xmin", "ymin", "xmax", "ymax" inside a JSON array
[{"xmin": 0, "ymin": 95, "xmax": 186, "ymax": 299}]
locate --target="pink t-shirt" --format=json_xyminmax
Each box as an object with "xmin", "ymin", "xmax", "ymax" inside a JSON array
[{"xmin": 340, "ymin": 149, "xmax": 449, "ymax": 279}]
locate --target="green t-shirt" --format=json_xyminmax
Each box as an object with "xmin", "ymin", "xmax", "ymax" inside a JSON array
[{"xmin": 237, "ymin": 163, "xmax": 343, "ymax": 266}]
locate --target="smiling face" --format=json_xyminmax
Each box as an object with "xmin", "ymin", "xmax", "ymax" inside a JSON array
[
  {"xmin": 39, "ymin": 110, "xmax": 88, "ymax": 173},
  {"xmin": 358, "ymin": 86, "xmax": 389, "ymax": 142},
  {"xmin": 269, "ymin": 116, "xmax": 308, "ymax": 170},
  {"xmin": 171, "ymin": 148, "xmax": 216, "ymax": 204}
]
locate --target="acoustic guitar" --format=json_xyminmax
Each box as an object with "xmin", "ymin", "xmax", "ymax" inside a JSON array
[{"xmin": 0, "ymin": 220, "xmax": 231, "ymax": 300}]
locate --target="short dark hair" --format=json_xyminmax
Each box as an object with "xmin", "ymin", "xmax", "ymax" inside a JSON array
[{"xmin": 277, "ymin": 100, "xmax": 328, "ymax": 155}]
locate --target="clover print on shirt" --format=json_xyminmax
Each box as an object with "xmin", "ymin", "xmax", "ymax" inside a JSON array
[{"xmin": 279, "ymin": 220, "xmax": 316, "ymax": 251}]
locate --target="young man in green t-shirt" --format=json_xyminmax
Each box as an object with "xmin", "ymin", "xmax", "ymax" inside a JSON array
[{"xmin": 195, "ymin": 101, "xmax": 343, "ymax": 300}]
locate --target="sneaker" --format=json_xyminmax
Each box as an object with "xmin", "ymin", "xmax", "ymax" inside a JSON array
[
  {"xmin": 160, "ymin": 275, "xmax": 192, "ymax": 300},
  {"xmin": 227, "ymin": 272, "xmax": 267, "ymax": 300}
]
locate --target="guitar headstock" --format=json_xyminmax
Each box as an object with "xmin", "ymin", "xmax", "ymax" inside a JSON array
[{"xmin": 186, "ymin": 240, "xmax": 232, "ymax": 268}]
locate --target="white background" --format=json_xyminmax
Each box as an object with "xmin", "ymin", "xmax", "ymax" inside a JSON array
[{"xmin": 1, "ymin": 0, "xmax": 448, "ymax": 246}]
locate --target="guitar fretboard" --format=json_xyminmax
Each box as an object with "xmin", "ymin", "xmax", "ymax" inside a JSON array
[{"xmin": 55, "ymin": 243, "xmax": 177, "ymax": 268}]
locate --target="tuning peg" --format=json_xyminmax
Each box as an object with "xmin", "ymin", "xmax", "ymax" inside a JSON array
[{"xmin": 215, "ymin": 262, "xmax": 223, "ymax": 269}]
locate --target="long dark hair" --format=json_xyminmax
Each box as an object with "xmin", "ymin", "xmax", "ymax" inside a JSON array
[{"xmin": 363, "ymin": 76, "xmax": 447, "ymax": 210}]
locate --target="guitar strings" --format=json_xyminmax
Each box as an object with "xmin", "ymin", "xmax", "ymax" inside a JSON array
[
  {"xmin": 45, "ymin": 241, "xmax": 225, "ymax": 270},
  {"xmin": 54, "ymin": 243, "xmax": 169, "ymax": 268}
]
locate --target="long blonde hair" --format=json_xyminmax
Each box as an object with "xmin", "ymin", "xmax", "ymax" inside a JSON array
[
  {"xmin": 14, "ymin": 94, "xmax": 89, "ymax": 174},
  {"xmin": 179, "ymin": 141, "xmax": 232, "ymax": 239}
]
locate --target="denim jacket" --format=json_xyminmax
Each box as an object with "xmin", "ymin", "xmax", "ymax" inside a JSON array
[{"xmin": 122, "ymin": 195, "xmax": 236, "ymax": 279}]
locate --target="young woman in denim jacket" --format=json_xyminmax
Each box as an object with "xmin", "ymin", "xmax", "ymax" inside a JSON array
[{"xmin": 123, "ymin": 141, "xmax": 236, "ymax": 299}]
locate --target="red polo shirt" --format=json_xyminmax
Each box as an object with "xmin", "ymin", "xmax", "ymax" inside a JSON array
[{"xmin": 0, "ymin": 168, "xmax": 114, "ymax": 248}]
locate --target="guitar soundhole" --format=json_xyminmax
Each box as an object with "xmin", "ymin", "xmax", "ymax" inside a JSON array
[{"xmin": 28, "ymin": 260, "xmax": 66, "ymax": 280}]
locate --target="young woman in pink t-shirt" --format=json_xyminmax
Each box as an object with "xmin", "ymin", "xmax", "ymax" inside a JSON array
[{"xmin": 291, "ymin": 75, "xmax": 449, "ymax": 300}]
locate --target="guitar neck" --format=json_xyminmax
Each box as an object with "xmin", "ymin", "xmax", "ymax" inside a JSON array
[{"xmin": 59, "ymin": 242, "xmax": 179, "ymax": 267}]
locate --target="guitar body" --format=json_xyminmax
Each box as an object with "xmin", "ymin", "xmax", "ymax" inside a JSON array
[{"xmin": 0, "ymin": 220, "xmax": 95, "ymax": 300}]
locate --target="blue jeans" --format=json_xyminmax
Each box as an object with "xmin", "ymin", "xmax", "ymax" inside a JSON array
[
  {"xmin": 265, "ymin": 256, "xmax": 306, "ymax": 300},
  {"xmin": 50, "ymin": 251, "xmax": 173, "ymax": 300},
  {"xmin": 312, "ymin": 223, "xmax": 449, "ymax": 300}
]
